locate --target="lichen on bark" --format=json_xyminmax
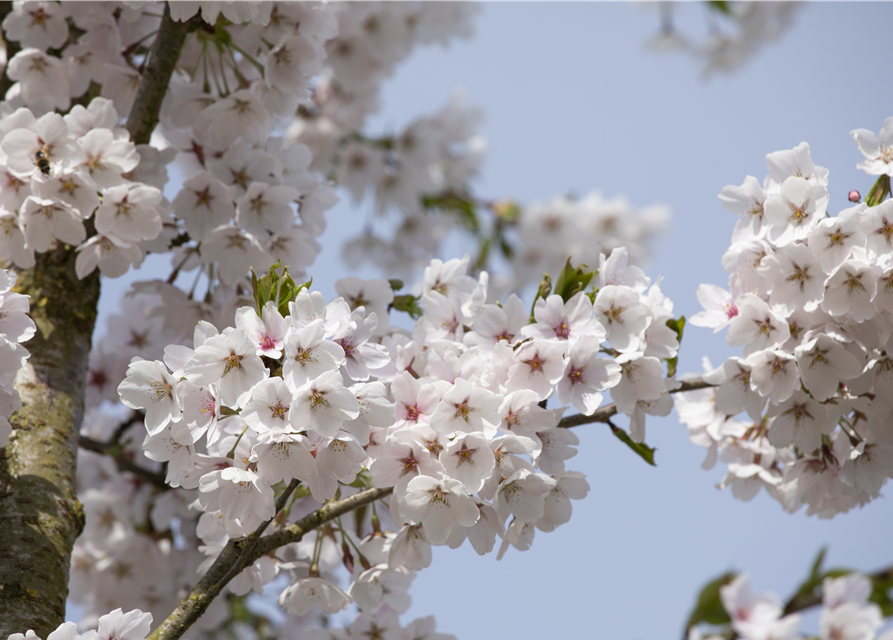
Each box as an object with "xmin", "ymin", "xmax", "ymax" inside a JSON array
[{"xmin": 0, "ymin": 243, "xmax": 99, "ymax": 638}]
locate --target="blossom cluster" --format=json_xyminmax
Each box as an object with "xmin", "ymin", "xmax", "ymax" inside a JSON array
[
  {"xmin": 0, "ymin": 1, "xmax": 480, "ymax": 289},
  {"xmin": 679, "ymin": 118, "xmax": 893, "ymax": 517},
  {"xmin": 0, "ymin": 96, "xmax": 175, "ymax": 276},
  {"xmin": 505, "ymin": 191, "xmax": 669, "ymax": 292},
  {"xmin": 648, "ymin": 2, "xmax": 802, "ymax": 79},
  {"xmin": 690, "ymin": 573, "xmax": 889, "ymax": 640},
  {"xmin": 0, "ymin": 266, "xmax": 34, "ymax": 446},
  {"xmin": 103, "ymin": 252, "xmax": 678, "ymax": 630},
  {"xmin": 8, "ymin": 609, "xmax": 153, "ymax": 640},
  {"xmin": 322, "ymin": 94, "xmax": 487, "ymax": 277}
]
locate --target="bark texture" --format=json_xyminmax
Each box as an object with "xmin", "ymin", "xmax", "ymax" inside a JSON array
[
  {"xmin": 0, "ymin": 2, "xmax": 196, "ymax": 633},
  {"xmin": 125, "ymin": 3, "xmax": 196, "ymax": 146},
  {"xmin": 0, "ymin": 246, "xmax": 100, "ymax": 638}
]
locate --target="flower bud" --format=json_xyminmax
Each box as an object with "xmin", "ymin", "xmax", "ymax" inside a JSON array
[{"xmin": 848, "ymin": 190, "xmax": 861, "ymax": 203}]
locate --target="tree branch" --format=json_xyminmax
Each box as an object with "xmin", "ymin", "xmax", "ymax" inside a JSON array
[
  {"xmin": 77, "ymin": 435, "xmax": 168, "ymax": 490},
  {"xmin": 125, "ymin": 3, "xmax": 198, "ymax": 145},
  {"xmin": 148, "ymin": 484, "xmax": 392, "ymax": 640},
  {"xmin": 147, "ymin": 376, "xmax": 715, "ymax": 640},
  {"xmin": 557, "ymin": 376, "xmax": 714, "ymax": 428},
  {"xmin": 0, "ymin": 246, "xmax": 99, "ymax": 638}
]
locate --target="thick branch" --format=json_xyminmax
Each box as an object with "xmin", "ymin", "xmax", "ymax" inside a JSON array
[
  {"xmin": 0, "ymin": 247, "xmax": 99, "ymax": 638},
  {"xmin": 557, "ymin": 377, "xmax": 714, "ymax": 428},
  {"xmin": 125, "ymin": 3, "xmax": 196, "ymax": 145},
  {"xmin": 148, "ymin": 485, "xmax": 393, "ymax": 640}
]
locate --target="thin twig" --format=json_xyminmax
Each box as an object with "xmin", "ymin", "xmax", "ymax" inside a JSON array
[
  {"xmin": 78, "ymin": 435, "xmax": 168, "ymax": 489},
  {"xmin": 557, "ymin": 376, "xmax": 714, "ymax": 428}
]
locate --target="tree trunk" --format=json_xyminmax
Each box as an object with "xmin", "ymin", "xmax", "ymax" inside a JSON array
[{"xmin": 0, "ymin": 245, "xmax": 100, "ymax": 638}]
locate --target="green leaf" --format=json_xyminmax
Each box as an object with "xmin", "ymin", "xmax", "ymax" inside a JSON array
[
  {"xmin": 664, "ymin": 316, "xmax": 686, "ymax": 378},
  {"xmin": 789, "ymin": 547, "xmax": 827, "ymax": 607},
  {"xmin": 393, "ymin": 294, "xmax": 424, "ymax": 320},
  {"xmin": 474, "ymin": 237, "xmax": 491, "ymax": 272},
  {"xmin": 870, "ymin": 571, "xmax": 893, "ymax": 616},
  {"xmin": 552, "ymin": 258, "xmax": 595, "ymax": 302},
  {"xmin": 388, "ymin": 279, "xmax": 404, "ymax": 292},
  {"xmin": 252, "ymin": 260, "xmax": 282, "ymax": 313},
  {"xmin": 251, "ymin": 260, "xmax": 311, "ymax": 317},
  {"xmin": 609, "ymin": 423, "xmax": 656, "ymax": 466},
  {"xmin": 499, "ymin": 236, "xmax": 515, "ymax": 259},
  {"xmin": 685, "ymin": 571, "xmax": 737, "ymax": 632},
  {"xmin": 865, "ymin": 174, "xmax": 891, "ymax": 207},
  {"xmin": 529, "ymin": 274, "xmax": 552, "ymax": 322},
  {"xmin": 423, "ymin": 192, "xmax": 479, "ymax": 231},
  {"xmin": 277, "ymin": 274, "xmax": 311, "ymax": 318},
  {"xmin": 809, "ymin": 547, "xmax": 827, "ymax": 581},
  {"xmin": 705, "ymin": 0, "xmax": 732, "ymax": 16}
]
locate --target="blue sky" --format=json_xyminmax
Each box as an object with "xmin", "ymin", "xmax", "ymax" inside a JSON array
[{"xmin": 93, "ymin": 3, "xmax": 893, "ymax": 638}]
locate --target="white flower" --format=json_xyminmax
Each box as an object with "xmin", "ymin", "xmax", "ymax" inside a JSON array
[
  {"xmin": 199, "ymin": 226, "xmax": 267, "ymax": 286},
  {"xmin": 2, "ymin": 111, "xmax": 78, "ymax": 177},
  {"xmin": 264, "ymin": 34, "xmax": 324, "ymax": 95},
  {"xmin": 31, "ymin": 170, "xmax": 100, "ymax": 218},
  {"xmin": 183, "ymin": 329, "xmax": 268, "ymax": 407},
  {"xmin": 506, "ymin": 339, "xmax": 567, "ymax": 399},
  {"xmin": 718, "ymin": 175, "xmax": 767, "ymax": 241},
  {"xmin": 171, "ymin": 171, "xmax": 236, "ymax": 241},
  {"xmin": 235, "ymin": 182, "xmax": 300, "ymax": 236},
  {"xmin": 794, "ymin": 334, "xmax": 863, "ymax": 402},
  {"xmin": 725, "ymin": 294, "xmax": 790, "ymax": 356},
  {"xmin": 290, "ymin": 369, "xmax": 360, "ymax": 438},
  {"xmin": 556, "ymin": 336, "xmax": 622, "ymax": 416},
  {"xmin": 610, "ymin": 355, "xmax": 665, "ymax": 415},
  {"xmin": 858, "ymin": 200, "xmax": 893, "ymax": 259},
  {"xmin": 199, "ymin": 90, "xmax": 274, "ymax": 150},
  {"xmin": 6, "ymin": 48, "xmax": 70, "ymax": 114},
  {"xmin": 281, "ymin": 319, "xmax": 346, "ymax": 390},
  {"xmin": 241, "ymin": 377, "xmax": 294, "ymax": 434},
  {"xmin": 765, "ymin": 141, "xmax": 828, "ymax": 188},
  {"xmin": 524, "ymin": 292, "xmax": 605, "ymax": 344},
  {"xmin": 94, "ymin": 183, "xmax": 164, "ymax": 243},
  {"xmin": 748, "ymin": 349, "xmax": 800, "ymax": 403},
  {"xmin": 440, "ymin": 432, "xmax": 495, "ymax": 493},
  {"xmin": 493, "ymin": 468, "xmax": 554, "ymax": 524},
  {"xmin": 821, "ymin": 254, "xmax": 878, "ymax": 322},
  {"xmin": 117, "ymin": 358, "xmax": 180, "ymax": 435},
  {"xmin": 100, "ymin": 64, "xmax": 141, "ymax": 118},
  {"xmin": 767, "ymin": 390, "xmax": 834, "ymax": 452},
  {"xmin": 2, "ymin": 1, "xmax": 69, "ymax": 50},
  {"xmin": 764, "ymin": 176, "xmax": 827, "ymax": 244},
  {"xmin": 75, "ymin": 232, "xmax": 143, "ymax": 279},
  {"xmin": 253, "ymin": 432, "xmax": 317, "ymax": 485},
  {"xmin": 851, "ymin": 117, "xmax": 893, "ymax": 177},
  {"xmin": 429, "ymin": 377, "xmax": 501, "ymax": 435},
  {"xmin": 76, "ymin": 128, "xmax": 139, "ymax": 189},
  {"xmin": 593, "ymin": 285, "xmax": 651, "ymax": 351},
  {"xmin": 235, "ymin": 302, "xmax": 286, "ymax": 359},
  {"xmin": 397, "ymin": 474, "xmax": 480, "ymax": 545},
  {"xmin": 278, "ymin": 577, "xmax": 350, "ymax": 617},
  {"xmin": 198, "ymin": 466, "xmax": 275, "ymax": 521}
]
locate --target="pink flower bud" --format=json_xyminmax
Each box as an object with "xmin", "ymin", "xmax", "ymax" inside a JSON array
[{"xmin": 848, "ymin": 190, "xmax": 861, "ymax": 203}]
